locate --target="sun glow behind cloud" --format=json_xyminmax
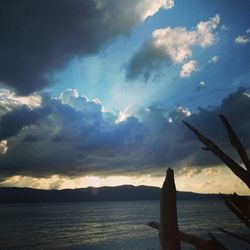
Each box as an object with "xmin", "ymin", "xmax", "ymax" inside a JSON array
[
  {"xmin": 0, "ymin": 89, "xmax": 42, "ymax": 111},
  {"xmin": 0, "ymin": 166, "xmax": 248, "ymax": 195},
  {"xmin": 136, "ymin": 0, "xmax": 174, "ymax": 21}
]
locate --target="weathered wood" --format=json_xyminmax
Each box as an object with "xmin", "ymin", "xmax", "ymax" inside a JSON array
[
  {"xmin": 183, "ymin": 121, "xmax": 250, "ymax": 188},
  {"xmin": 208, "ymin": 232, "xmax": 227, "ymax": 249},
  {"xmin": 219, "ymin": 114, "xmax": 250, "ymax": 171},
  {"xmin": 181, "ymin": 231, "xmax": 227, "ymax": 250},
  {"xmin": 218, "ymin": 227, "xmax": 250, "ymax": 244},
  {"xmin": 160, "ymin": 168, "xmax": 181, "ymax": 250},
  {"xmin": 221, "ymin": 194, "xmax": 250, "ymax": 228},
  {"xmin": 148, "ymin": 221, "xmax": 227, "ymax": 250},
  {"xmin": 148, "ymin": 221, "xmax": 160, "ymax": 230}
]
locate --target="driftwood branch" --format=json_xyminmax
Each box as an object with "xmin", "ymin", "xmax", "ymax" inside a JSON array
[
  {"xmin": 219, "ymin": 114, "xmax": 250, "ymax": 171},
  {"xmin": 221, "ymin": 193, "xmax": 250, "ymax": 228},
  {"xmin": 148, "ymin": 221, "xmax": 160, "ymax": 230},
  {"xmin": 148, "ymin": 221, "xmax": 227, "ymax": 250},
  {"xmin": 218, "ymin": 227, "xmax": 250, "ymax": 244},
  {"xmin": 183, "ymin": 120, "xmax": 250, "ymax": 188},
  {"xmin": 160, "ymin": 167, "xmax": 181, "ymax": 250}
]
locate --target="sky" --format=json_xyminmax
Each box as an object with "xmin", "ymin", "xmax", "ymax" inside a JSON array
[{"xmin": 0, "ymin": 0, "xmax": 250, "ymax": 194}]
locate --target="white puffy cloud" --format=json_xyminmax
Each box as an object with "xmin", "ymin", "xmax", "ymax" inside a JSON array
[
  {"xmin": 59, "ymin": 89, "xmax": 103, "ymax": 113},
  {"xmin": 235, "ymin": 35, "xmax": 250, "ymax": 45},
  {"xmin": 152, "ymin": 27, "xmax": 195, "ymax": 63},
  {"xmin": 60, "ymin": 89, "xmax": 88, "ymax": 111},
  {"xmin": 180, "ymin": 60, "xmax": 198, "ymax": 78},
  {"xmin": 195, "ymin": 14, "xmax": 220, "ymax": 47},
  {"xmin": 235, "ymin": 28, "xmax": 250, "ymax": 45},
  {"xmin": 0, "ymin": 140, "xmax": 7, "ymax": 155},
  {"xmin": 208, "ymin": 55, "xmax": 219, "ymax": 64},
  {"xmin": 95, "ymin": 0, "xmax": 174, "ymax": 23},
  {"xmin": 152, "ymin": 14, "xmax": 220, "ymax": 63},
  {"xmin": 135, "ymin": 0, "xmax": 174, "ymax": 21},
  {"xmin": 127, "ymin": 14, "xmax": 220, "ymax": 80},
  {"xmin": 199, "ymin": 81, "xmax": 206, "ymax": 87},
  {"xmin": 195, "ymin": 81, "xmax": 206, "ymax": 91},
  {"xmin": 0, "ymin": 88, "xmax": 41, "ymax": 117}
]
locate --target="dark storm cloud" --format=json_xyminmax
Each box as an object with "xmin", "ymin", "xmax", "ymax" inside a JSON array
[
  {"xmin": 0, "ymin": 0, "xmax": 159, "ymax": 94},
  {"xmin": 0, "ymin": 91, "xmax": 147, "ymax": 177},
  {"xmin": 0, "ymin": 105, "xmax": 49, "ymax": 140},
  {"xmin": 180, "ymin": 90, "xmax": 250, "ymax": 167},
  {"xmin": 0, "ymin": 0, "xmax": 97, "ymax": 93},
  {"xmin": 126, "ymin": 41, "xmax": 171, "ymax": 81},
  {"xmin": 0, "ymin": 89, "xmax": 249, "ymax": 178},
  {"xmin": 22, "ymin": 134, "xmax": 43, "ymax": 142}
]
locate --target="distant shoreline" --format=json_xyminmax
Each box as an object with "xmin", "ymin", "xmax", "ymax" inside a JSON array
[{"xmin": 0, "ymin": 185, "xmax": 226, "ymax": 203}]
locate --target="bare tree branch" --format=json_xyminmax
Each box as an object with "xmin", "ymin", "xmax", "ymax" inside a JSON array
[
  {"xmin": 218, "ymin": 227, "xmax": 250, "ymax": 244},
  {"xmin": 219, "ymin": 114, "xmax": 250, "ymax": 171},
  {"xmin": 221, "ymin": 194, "xmax": 250, "ymax": 228},
  {"xmin": 148, "ymin": 221, "xmax": 227, "ymax": 250},
  {"xmin": 183, "ymin": 121, "xmax": 250, "ymax": 188}
]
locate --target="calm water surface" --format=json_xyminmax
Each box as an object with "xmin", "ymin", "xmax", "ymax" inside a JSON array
[{"xmin": 0, "ymin": 200, "xmax": 249, "ymax": 250}]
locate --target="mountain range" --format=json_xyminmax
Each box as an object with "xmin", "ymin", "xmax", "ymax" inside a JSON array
[{"xmin": 0, "ymin": 185, "xmax": 221, "ymax": 203}]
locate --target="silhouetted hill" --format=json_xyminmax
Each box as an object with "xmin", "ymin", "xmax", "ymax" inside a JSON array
[{"xmin": 0, "ymin": 185, "xmax": 221, "ymax": 203}]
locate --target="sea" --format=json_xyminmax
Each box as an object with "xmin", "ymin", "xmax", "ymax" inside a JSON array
[{"xmin": 0, "ymin": 200, "xmax": 249, "ymax": 250}]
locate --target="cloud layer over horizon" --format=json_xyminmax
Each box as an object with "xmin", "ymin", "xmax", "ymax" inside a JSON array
[{"xmin": 0, "ymin": 88, "xmax": 249, "ymax": 180}]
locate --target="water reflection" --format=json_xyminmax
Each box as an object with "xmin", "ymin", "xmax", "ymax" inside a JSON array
[{"xmin": 0, "ymin": 200, "xmax": 248, "ymax": 249}]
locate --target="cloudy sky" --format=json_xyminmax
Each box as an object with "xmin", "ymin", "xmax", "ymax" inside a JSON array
[{"xmin": 0, "ymin": 0, "xmax": 249, "ymax": 194}]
